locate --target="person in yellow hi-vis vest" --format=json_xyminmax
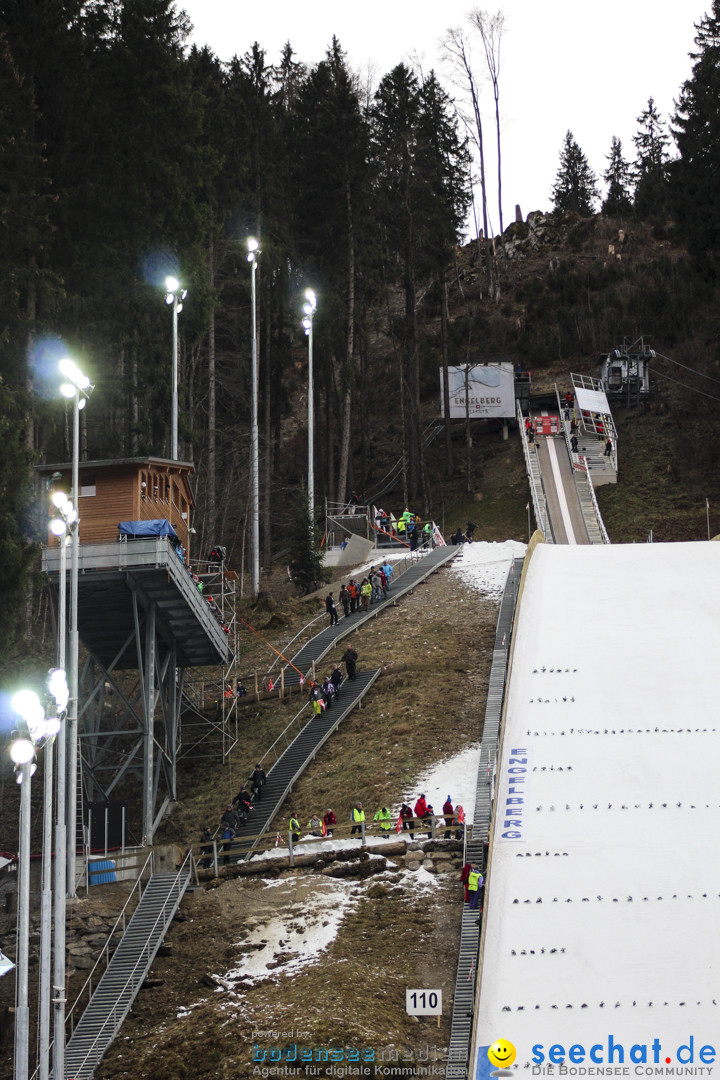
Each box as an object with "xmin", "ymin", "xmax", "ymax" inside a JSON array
[
  {"xmin": 468, "ymin": 864, "xmax": 484, "ymax": 910},
  {"xmin": 374, "ymin": 806, "xmax": 392, "ymax": 835},
  {"xmin": 351, "ymin": 802, "xmax": 365, "ymax": 835}
]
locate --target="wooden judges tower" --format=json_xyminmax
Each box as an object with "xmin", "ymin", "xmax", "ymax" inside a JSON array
[{"xmin": 38, "ymin": 457, "xmax": 235, "ymax": 846}]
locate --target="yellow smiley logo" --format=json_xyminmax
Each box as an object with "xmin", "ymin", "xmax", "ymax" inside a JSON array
[{"xmin": 488, "ymin": 1040, "xmax": 516, "ymax": 1068}]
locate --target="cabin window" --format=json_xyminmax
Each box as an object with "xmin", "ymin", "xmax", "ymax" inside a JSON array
[{"xmin": 80, "ymin": 476, "xmax": 96, "ymax": 497}]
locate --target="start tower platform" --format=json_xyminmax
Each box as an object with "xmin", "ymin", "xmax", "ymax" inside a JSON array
[{"xmin": 43, "ymin": 539, "xmax": 234, "ymax": 844}]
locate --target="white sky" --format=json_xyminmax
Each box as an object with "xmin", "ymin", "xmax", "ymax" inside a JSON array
[
  {"xmin": 472, "ymin": 540, "xmax": 720, "ymax": 1077},
  {"xmin": 181, "ymin": 0, "xmax": 709, "ymax": 233}
]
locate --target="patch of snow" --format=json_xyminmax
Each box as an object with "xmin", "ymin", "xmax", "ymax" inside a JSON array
[
  {"xmin": 450, "ymin": 539, "xmax": 526, "ymax": 600},
  {"xmin": 218, "ymin": 878, "xmax": 359, "ymax": 986},
  {"xmin": 401, "ymin": 742, "xmax": 482, "ymax": 824}
]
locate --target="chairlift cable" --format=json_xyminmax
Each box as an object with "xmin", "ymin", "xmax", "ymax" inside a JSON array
[{"xmin": 654, "ymin": 351, "xmax": 720, "ymax": 386}]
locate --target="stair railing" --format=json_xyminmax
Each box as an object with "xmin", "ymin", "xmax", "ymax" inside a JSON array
[
  {"xmin": 68, "ymin": 850, "xmax": 193, "ymax": 1078},
  {"xmin": 28, "ymin": 850, "xmax": 155, "ymax": 1080}
]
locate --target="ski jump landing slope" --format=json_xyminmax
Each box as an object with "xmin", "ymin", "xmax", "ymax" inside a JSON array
[{"xmin": 472, "ymin": 541, "xmax": 720, "ymax": 1080}]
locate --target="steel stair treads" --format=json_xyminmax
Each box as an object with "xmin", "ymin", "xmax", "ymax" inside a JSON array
[
  {"xmin": 224, "ymin": 669, "xmax": 381, "ymax": 860},
  {"xmin": 447, "ymin": 559, "xmax": 523, "ymax": 1080},
  {"xmin": 64, "ymin": 863, "xmax": 192, "ymax": 1079},
  {"xmin": 282, "ymin": 547, "xmax": 459, "ymax": 686}
]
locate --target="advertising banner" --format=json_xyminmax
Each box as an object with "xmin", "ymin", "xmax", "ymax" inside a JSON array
[{"xmin": 440, "ymin": 363, "xmax": 516, "ymax": 418}]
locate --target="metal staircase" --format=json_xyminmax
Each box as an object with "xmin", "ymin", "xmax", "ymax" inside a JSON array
[
  {"xmin": 447, "ymin": 558, "xmax": 523, "ymax": 1080},
  {"xmin": 281, "ymin": 544, "xmax": 459, "ymax": 687},
  {"xmin": 63, "ymin": 854, "xmax": 193, "ymax": 1079},
  {"xmin": 224, "ymin": 668, "xmax": 381, "ymax": 860}
]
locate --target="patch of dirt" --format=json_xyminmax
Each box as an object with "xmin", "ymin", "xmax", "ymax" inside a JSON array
[{"xmin": 88, "ymin": 559, "xmax": 499, "ymax": 1079}]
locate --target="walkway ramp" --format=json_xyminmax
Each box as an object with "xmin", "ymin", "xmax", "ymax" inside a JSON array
[
  {"xmin": 535, "ymin": 436, "xmax": 591, "ymax": 545},
  {"xmin": 281, "ymin": 545, "xmax": 459, "ymax": 687},
  {"xmin": 227, "ymin": 667, "xmax": 381, "ymax": 859},
  {"xmin": 63, "ymin": 856, "xmax": 193, "ymax": 1079}
]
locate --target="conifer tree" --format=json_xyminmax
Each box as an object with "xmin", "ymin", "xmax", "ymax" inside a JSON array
[
  {"xmin": 632, "ymin": 97, "xmax": 671, "ymax": 220},
  {"xmin": 551, "ymin": 131, "xmax": 598, "ymax": 215},
  {"xmin": 673, "ymin": 2, "xmax": 720, "ymax": 264},
  {"xmin": 602, "ymin": 136, "xmax": 633, "ymax": 217}
]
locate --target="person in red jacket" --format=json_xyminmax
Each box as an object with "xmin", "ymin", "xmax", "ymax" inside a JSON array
[
  {"xmin": 414, "ymin": 794, "xmax": 428, "ymax": 819},
  {"xmin": 323, "ymin": 808, "xmax": 336, "ymax": 837}
]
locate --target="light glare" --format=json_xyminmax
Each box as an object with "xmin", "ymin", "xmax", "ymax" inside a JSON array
[
  {"xmin": 49, "ymin": 519, "xmax": 67, "ymax": 537},
  {"xmin": 10, "ymin": 738, "xmax": 35, "ymax": 765}
]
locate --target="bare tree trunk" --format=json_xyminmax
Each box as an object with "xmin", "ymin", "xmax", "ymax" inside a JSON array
[
  {"xmin": 336, "ymin": 176, "xmax": 355, "ymax": 507},
  {"xmin": 130, "ymin": 352, "xmax": 139, "ymax": 455},
  {"xmin": 441, "ymin": 275, "xmax": 454, "ymax": 477},
  {"xmin": 441, "ymin": 28, "xmax": 493, "ymax": 296},
  {"xmin": 465, "ymin": 363, "xmax": 472, "ymax": 494},
  {"xmin": 469, "ymin": 9, "xmax": 506, "ymax": 236},
  {"xmin": 262, "ymin": 272, "xmax": 272, "ymax": 563},
  {"xmin": 207, "ymin": 241, "xmax": 217, "ymax": 536}
]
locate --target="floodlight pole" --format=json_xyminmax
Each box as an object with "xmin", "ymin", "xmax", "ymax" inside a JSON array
[
  {"xmin": 66, "ymin": 390, "xmax": 80, "ymax": 899},
  {"xmin": 51, "ymin": 533, "xmax": 68, "ymax": 1080},
  {"xmin": 249, "ymin": 245, "xmax": 260, "ymax": 599},
  {"xmin": 307, "ymin": 315, "xmax": 314, "ymax": 521},
  {"xmin": 15, "ymin": 761, "xmax": 32, "ymax": 1080},
  {"xmin": 171, "ymin": 294, "xmax": 179, "ymax": 460}
]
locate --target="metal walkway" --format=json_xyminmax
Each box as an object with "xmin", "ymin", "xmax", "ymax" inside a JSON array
[
  {"xmin": 63, "ymin": 856, "xmax": 193, "ymax": 1079},
  {"xmin": 519, "ymin": 408, "xmax": 609, "ymax": 546},
  {"xmin": 281, "ymin": 544, "xmax": 459, "ymax": 687},
  {"xmin": 447, "ymin": 558, "xmax": 524, "ymax": 1080},
  {"xmin": 226, "ymin": 668, "xmax": 382, "ymax": 859}
]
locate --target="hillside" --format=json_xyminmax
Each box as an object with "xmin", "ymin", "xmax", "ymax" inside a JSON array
[{"xmin": 3, "ymin": 206, "xmax": 720, "ymax": 1079}]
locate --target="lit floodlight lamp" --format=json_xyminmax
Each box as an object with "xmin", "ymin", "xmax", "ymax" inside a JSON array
[
  {"xmin": 165, "ymin": 275, "xmax": 180, "ymax": 293},
  {"xmin": 44, "ymin": 717, "xmax": 61, "ymax": 738},
  {"xmin": 60, "ymin": 383, "xmax": 76, "ymax": 399},
  {"xmin": 77, "ymin": 398, "xmax": 86, "ymax": 411},
  {"xmin": 165, "ymin": 293, "xmax": 174, "ymax": 305},
  {"xmin": 48, "ymin": 668, "xmax": 69, "ymax": 712},
  {"xmin": 50, "ymin": 518, "xmax": 67, "ymax": 537},
  {"xmin": 247, "ymin": 237, "xmax": 259, "ymax": 253},
  {"xmin": 304, "ymin": 288, "xmax": 317, "ymax": 311},
  {"xmin": 51, "ymin": 490, "xmax": 69, "ymax": 510},
  {"xmin": 59, "ymin": 357, "xmax": 91, "ymax": 392},
  {"xmin": 302, "ymin": 317, "xmax": 312, "ymax": 335},
  {"xmin": 12, "ymin": 690, "xmax": 43, "ymax": 725},
  {"xmin": 10, "ymin": 737, "xmax": 35, "ymax": 766}
]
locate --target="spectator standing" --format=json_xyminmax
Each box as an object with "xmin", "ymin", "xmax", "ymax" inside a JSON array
[
  {"xmin": 382, "ymin": 561, "xmax": 393, "ymax": 589},
  {"xmin": 308, "ymin": 813, "xmax": 323, "ymax": 837},
  {"xmin": 221, "ymin": 805, "xmax": 240, "ymax": 833},
  {"xmin": 455, "ymin": 804, "xmax": 466, "ymax": 840},
  {"xmin": 460, "ymin": 862, "xmax": 473, "ymax": 902},
  {"xmin": 466, "ymin": 521, "xmax": 477, "ymax": 540},
  {"xmin": 339, "ymin": 584, "xmax": 350, "ymax": 618},
  {"xmin": 370, "ymin": 569, "xmax": 382, "ymax": 603},
  {"xmin": 342, "ymin": 644, "xmax": 358, "ymax": 680},
  {"xmin": 360, "ymin": 578, "xmax": 372, "ymax": 611},
  {"xmin": 468, "ymin": 865, "xmax": 484, "ymax": 910},
  {"xmin": 221, "ymin": 826, "xmax": 234, "ymax": 866},
  {"xmin": 400, "ymin": 803, "xmax": 414, "ymax": 831},
  {"xmin": 604, "ymin": 438, "xmax": 613, "ymax": 457},
  {"xmin": 414, "ymin": 793, "xmax": 428, "ymax": 820},
  {"xmin": 348, "ymin": 579, "xmax": 359, "ymax": 613},
  {"xmin": 571, "ymin": 434, "xmax": 578, "ymax": 453},
  {"xmin": 351, "ymin": 802, "xmax": 365, "ymax": 835},
  {"xmin": 289, "ymin": 813, "xmax": 300, "ymax": 844},
  {"xmin": 326, "ymin": 592, "xmax": 338, "ymax": 626},
  {"xmin": 323, "ymin": 808, "xmax": 337, "ymax": 836},
  {"xmin": 374, "ymin": 806, "xmax": 392, "ymax": 835},
  {"xmin": 330, "ymin": 665, "xmax": 344, "ymax": 694},
  {"xmin": 442, "ymin": 796, "xmax": 454, "ymax": 839},
  {"xmin": 200, "ymin": 826, "xmax": 213, "ymax": 869}
]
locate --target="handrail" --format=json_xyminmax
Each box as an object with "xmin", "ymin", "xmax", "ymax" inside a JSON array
[
  {"xmin": 266, "ymin": 612, "xmax": 326, "ymax": 676},
  {"xmin": 581, "ymin": 458, "xmax": 611, "ymax": 545},
  {"xmin": 29, "ymin": 851, "xmax": 155, "ymax": 1080},
  {"xmin": 68, "ymin": 850, "xmax": 193, "ymax": 1077},
  {"xmin": 517, "ymin": 400, "xmax": 553, "ymax": 541}
]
